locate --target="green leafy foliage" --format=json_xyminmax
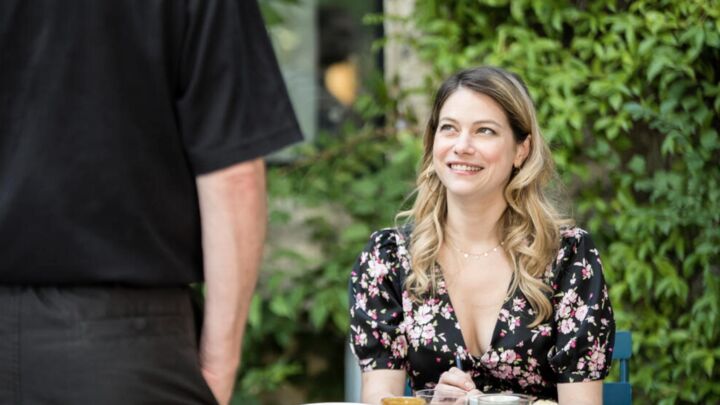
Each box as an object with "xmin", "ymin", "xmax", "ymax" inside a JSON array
[{"xmin": 242, "ymin": 0, "xmax": 720, "ymax": 403}]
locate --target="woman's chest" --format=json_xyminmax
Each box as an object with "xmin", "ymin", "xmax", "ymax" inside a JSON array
[{"xmin": 400, "ymin": 283, "xmax": 557, "ymax": 387}]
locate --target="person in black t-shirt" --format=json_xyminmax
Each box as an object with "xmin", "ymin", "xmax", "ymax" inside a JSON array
[{"xmin": 0, "ymin": 0, "xmax": 303, "ymax": 403}]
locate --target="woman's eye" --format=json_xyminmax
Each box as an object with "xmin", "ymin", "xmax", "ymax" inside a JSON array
[
  {"xmin": 477, "ymin": 127, "xmax": 495, "ymax": 135},
  {"xmin": 439, "ymin": 124, "xmax": 455, "ymax": 132}
]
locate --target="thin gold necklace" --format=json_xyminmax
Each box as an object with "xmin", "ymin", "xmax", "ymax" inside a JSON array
[{"xmin": 447, "ymin": 238, "xmax": 504, "ymax": 259}]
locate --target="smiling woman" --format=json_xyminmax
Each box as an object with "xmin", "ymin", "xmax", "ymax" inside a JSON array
[{"xmin": 348, "ymin": 67, "xmax": 615, "ymax": 405}]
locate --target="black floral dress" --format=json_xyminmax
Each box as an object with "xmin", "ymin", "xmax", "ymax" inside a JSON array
[{"xmin": 348, "ymin": 227, "xmax": 615, "ymax": 400}]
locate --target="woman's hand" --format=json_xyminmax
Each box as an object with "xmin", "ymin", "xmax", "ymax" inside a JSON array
[{"xmin": 436, "ymin": 367, "xmax": 483, "ymax": 402}]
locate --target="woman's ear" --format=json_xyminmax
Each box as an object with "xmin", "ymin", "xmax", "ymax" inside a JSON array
[{"xmin": 514, "ymin": 136, "xmax": 531, "ymax": 168}]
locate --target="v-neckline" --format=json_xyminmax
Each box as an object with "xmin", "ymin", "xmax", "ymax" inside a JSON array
[{"xmin": 436, "ymin": 263, "xmax": 514, "ymax": 359}]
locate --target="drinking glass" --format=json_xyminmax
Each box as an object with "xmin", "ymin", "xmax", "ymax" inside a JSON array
[
  {"xmin": 414, "ymin": 388, "xmax": 468, "ymax": 404},
  {"xmin": 467, "ymin": 393, "xmax": 534, "ymax": 404}
]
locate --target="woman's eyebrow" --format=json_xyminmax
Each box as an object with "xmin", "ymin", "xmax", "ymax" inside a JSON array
[
  {"xmin": 439, "ymin": 117, "xmax": 503, "ymax": 127},
  {"xmin": 473, "ymin": 119, "xmax": 502, "ymax": 127}
]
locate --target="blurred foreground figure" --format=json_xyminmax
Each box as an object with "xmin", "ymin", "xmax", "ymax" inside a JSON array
[{"xmin": 0, "ymin": 1, "xmax": 302, "ymax": 403}]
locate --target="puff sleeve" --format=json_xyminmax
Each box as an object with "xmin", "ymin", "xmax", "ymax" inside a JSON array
[
  {"xmin": 349, "ymin": 229, "xmax": 409, "ymax": 372},
  {"xmin": 548, "ymin": 228, "xmax": 616, "ymax": 382}
]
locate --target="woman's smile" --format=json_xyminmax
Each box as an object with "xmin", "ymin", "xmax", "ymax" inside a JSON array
[{"xmin": 447, "ymin": 161, "xmax": 484, "ymax": 174}]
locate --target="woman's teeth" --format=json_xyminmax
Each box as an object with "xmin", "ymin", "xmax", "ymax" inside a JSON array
[{"xmin": 450, "ymin": 164, "xmax": 482, "ymax": 171}]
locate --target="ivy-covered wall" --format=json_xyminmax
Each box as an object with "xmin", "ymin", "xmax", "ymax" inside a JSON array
[{"xmin": 241, "ymin": 1, "xmax": 719, "ymax": 403}]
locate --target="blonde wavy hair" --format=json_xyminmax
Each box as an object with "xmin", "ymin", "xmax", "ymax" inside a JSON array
[{"xmin": 397, "ymin": 66, "xmax": 572, "ymax": 326}]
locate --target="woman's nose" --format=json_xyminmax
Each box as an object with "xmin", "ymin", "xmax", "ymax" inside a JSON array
[{"xmin": 453, "ymin": 132, "xmax": 475, "ymax": 155}]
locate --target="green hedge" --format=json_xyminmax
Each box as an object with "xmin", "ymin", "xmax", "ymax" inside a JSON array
[{"xmin": 241, "ymin": 1, "xmax": 720, "ymax": 403}]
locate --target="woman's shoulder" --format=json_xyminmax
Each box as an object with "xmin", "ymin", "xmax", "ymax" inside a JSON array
[
  {"xmin": 558, "ymin": 226, "xmax": 597, "ymax": 251},
  {"xmin": 364, "ymin": 227, "xmax": 410, "ymax": 253},
  {"xmin": 351, "ymin": 227, "xmax": 410, "ymax": 292},
  {"xmin": 547, "ymin": 226, "xmax": 602, "ymax": 281},
  {"xmin": 559, "ymin": 226, "xmax": 590, "ymax": 242},
  {"xmin": 355, "ymin": 227, "xmax": 411, "ymax": 269}
]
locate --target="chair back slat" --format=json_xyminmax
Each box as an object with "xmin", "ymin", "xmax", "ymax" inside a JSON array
[{"xmin": 603, "ymin": 330, "xmax": 632, "ymax": 405}]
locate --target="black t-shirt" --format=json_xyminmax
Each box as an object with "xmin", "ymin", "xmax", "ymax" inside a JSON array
[{"xmin": 0, "ymin": 0, "xmax": 303, "ymax": 285}]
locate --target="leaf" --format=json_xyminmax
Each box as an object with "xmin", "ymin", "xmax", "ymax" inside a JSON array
[{"xmin": 248, "ymin": 294, "xmax": 262, "ymax": 329}]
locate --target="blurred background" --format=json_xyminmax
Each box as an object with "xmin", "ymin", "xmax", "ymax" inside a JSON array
[{"xmin": 236, "ymin": 0, "xmax": 720, "ymax": 403}]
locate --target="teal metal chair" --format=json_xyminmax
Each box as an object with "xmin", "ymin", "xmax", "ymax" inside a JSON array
[{"xmin": 603, "ymin": 330, "xmax": 632, "ymax": 405}]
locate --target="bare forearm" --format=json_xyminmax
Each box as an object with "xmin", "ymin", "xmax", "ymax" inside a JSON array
[
  {"xmin": 196, "ymin": 158, "xmax": 267, "ymax": 401},
  {"xmin": 362, "ymin": 370, "xmax": 407, "ymax": 405},
  {"xmin": 557, "ymin": 381, "xmax": 602, "ymax": 405}
]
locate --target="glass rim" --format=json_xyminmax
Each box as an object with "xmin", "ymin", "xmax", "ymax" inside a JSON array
[
  {"xmin": 466, "ymin": 392, "xmax": 536, "ymax": 400},
  {"xmin": 414, "ymin": 387, "xmax": 471, "ymax": 398}
]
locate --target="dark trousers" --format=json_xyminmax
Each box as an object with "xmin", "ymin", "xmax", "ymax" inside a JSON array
[{"xmin": 0, "ymin": 286, "xmax": 217, "ymax": 405}]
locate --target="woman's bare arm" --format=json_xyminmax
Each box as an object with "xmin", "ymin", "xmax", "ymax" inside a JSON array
[
  {"xmin": 361, "ymin": 369, "xmax": 408, "ymax": 404},
  {"xmin": 557, "ymin": 380, "xmax": 602, "ymax": 405}
]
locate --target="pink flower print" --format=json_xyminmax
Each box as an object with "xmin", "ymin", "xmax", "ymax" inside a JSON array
[
  {"xmin": 379, "ymin": 331, "xmax": 391, "ymax": 347},
  {"xmin": 562, "ymin": 290, "xmax": 578, "ymax": 305},
  {"xmin": 397, "ymin": 243, "xmax": 408, "ymax": 258},
  {"xmin": 391, "ymin": 335, "xmax": 408, "ymax": 358},
  {"xmin": 507, "ymin": 315, "xmax": 521, "ymax": 331},
  {"xmin": 352, "ymin": 328, "xmax": 367, "ymax": 346},
  {"xmin": 408, "ymin": 325, "xmax": 421, "ymax": 345},
  {"xmin": 559, "ymin": 318, "xmax": 576, "ymax": 334},
  {"xmin": 558, "ymin": 304, "xmax": 572, "ymax": 319},
  {"xmin": 481, "ymin": 351, "xmax": 500, "ymax": 368},
  {"xmin": 402, "ymin": 291, "xmax": 413, "ymax": 313},
  {"xmin": 493, "ymin": 364, "xmax": 512, "ymax": 379},
  {"xmin": 575, "ymin": 305, "xmax": 588, "ymax": 322},
  {"xmin": 500, "ymin": 349, "xmax": 518, "ymax": 363},
  {"xmin": 367, "ymin": 257, "xmax": 389, "ymax": 279},
  {"xmin": 359, "ymin": 357, "xmax": 374, "ymax": 371},
  {"xmin": 526, "ymin": 373, "xmax": 543, "ymax": 385},
  {"xmin": 355, "ymin": 293, "xmax": 367, "ymax": 312},
  {"xmin": 527, "ymin": 357, "xmax": 538, "ymax": 369},
  {"xmin": 513, "ymin": 366, "xmax": 522, "ymax": 376},
  {"xmin": 415, "ymin": 304, "xmax": 434, "ymax": 325},
  {"xmin": 539, "ymin": 325, "xmax": 551, "ymax": 336},
  {"xmin": 512, "ymin": 297, "xmax": 527, "ymax": 312},
  {"xmin": 441, "ymin": 344, "xmax": 450, "ymax": 353},
  {"xmin": 421, "ymin": 323, "xmax": 436, "ymax": 343},
  {"xmin": 561, "ymin": 337, "xmax": 578, "ymax": 352},
  {"xmin": 397, "ymin": 319, "xmax": 408, "ymax": 335},
  {"xmin": 575, "ymin": 258, "xmax": 594, "ymax": 280},
  {"xmin": 556, "ymin": 248, "xmax": 566, "ymax": 264},
  {"xmin": 588, "ymin": 346, "xmax": 607, "ymax": 372}
]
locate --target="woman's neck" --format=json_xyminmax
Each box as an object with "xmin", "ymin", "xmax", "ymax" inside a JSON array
[{"xmin": 444, "ymin": 192, "xmax": 507, "ymax": 250}]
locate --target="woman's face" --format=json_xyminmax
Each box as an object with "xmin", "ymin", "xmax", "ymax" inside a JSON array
[{"xmin": 432, "ymin": 87, "xmax": 529, "ymax": 202}]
